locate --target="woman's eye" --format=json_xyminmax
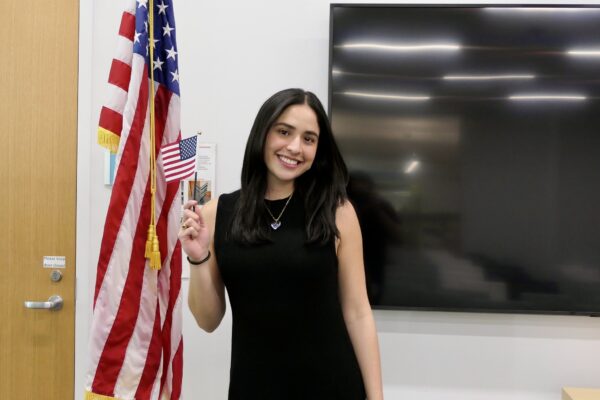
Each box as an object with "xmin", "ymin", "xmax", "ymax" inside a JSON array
[
  {"xmin": 278, "ymin": 128, "xmax": 289, "ymax": 135},
  {"xmin": 304, "ymin": 136, "xmax": 316, "ymax": 144}
]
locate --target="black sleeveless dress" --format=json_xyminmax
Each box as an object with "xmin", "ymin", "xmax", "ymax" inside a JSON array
[{"xmin": 214, "ymin": 190, "xmax": 366, "ymax": 400}]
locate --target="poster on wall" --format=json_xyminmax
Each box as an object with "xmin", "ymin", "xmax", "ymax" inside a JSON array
[
  {"xmin": 181, "ymin": 142, "xmax": 216, "ymax": 278},
  {"xmin": 104, "ymin": 150, "xmax": 116, "ymax": 185},
  {"xmin": 183, "ymin": 142, "xmax": 216, "ymax": 205}
]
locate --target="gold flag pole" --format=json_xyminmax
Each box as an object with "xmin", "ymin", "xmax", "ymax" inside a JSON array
[{"xmin": 145, "ymin": 0, "xmax": 161, "ymax": 270}]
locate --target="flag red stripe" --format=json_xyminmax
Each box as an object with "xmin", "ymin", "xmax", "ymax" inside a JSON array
[
  {"xmin": 109, "ymin": 59, "xmax": 132, "ymax": 93},
  {"xmin": 138, "ymin": 86, "xmax": 181, "ymax": 396},
  {"xmin": 170, "ymin": 339, "xmax": 183, "ymax": 400},
  {"xmin": 92, "ymin": 83, "xmax": 172, "ymax": 394},
  {"xmin": 134, "ymin": 303, "xmax": 164, "ymax": 400},
  {"xmin": 98, "ymin": 106, "xmax": 123, "ymax": 137},
  {"xmin": 89, "ymin": 2, "xmax": 183, "ymax": 396},
  {"xmin": 94, "ymin": 78, "xmax": 149, "ymax": 306},
  {"xmin": 149, "ymin": 85, "xmax": 175, "ymax": 223},
  {"xmin": 135, "ymin": 85, "xmax": 181, "ymax": 399},
  {"xmin": 161, "ymin": 142, "xmax": 178, "ymax": 152},
  {"xmin": 160, "ymin": 239, "xmax": 183, "ymax": 397},
  {"xmin": 153, "ymin": 86, "xmax": 173, "ymax": 157},
  {"xmin": 92, "ymin": 176, "xmax": 153, "ymax": 395},
  {"xmin": 163, "ymin": 157, "xmax": 194, "ymax": 167},
  {"xmin": 135, "ymin": 182, "xmax": 180, "ymax": 398},
  {"xmin": 165, "ymin": 164, "xmax": 195, "ymax": 179},
  {"xmin": 119, "ymin": 11, "xmax": 136, "ymax": 41}
]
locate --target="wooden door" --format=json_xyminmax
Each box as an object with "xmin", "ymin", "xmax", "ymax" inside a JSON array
[{"xmin": 0, "ymin": 0, "xmax": 78, "ymax": 399}]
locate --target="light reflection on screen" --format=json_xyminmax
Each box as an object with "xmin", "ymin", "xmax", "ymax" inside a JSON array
[{"xmin": 330, "ymin": 5, "xmax": 600, "ymax": 314}]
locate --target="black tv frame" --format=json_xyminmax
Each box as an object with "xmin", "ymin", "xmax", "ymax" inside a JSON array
[{"xmin": 328, "ymin": 3, "xmax": 600, "ymax": 317}]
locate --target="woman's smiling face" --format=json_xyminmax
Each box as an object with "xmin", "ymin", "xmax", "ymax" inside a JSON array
[{"xmin": 263, "ymin": 103, "xmax": 320, "ymax": 189}]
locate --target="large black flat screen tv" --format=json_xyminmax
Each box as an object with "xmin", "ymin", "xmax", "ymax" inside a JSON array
[{"xmin": 329, "ymin": 4, "xmax": 600, "ymax": 315}]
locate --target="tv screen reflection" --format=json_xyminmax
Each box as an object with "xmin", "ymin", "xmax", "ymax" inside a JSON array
[{"xmin": 330, "ymin": 5, "xmax": 600, "ymax": 314}]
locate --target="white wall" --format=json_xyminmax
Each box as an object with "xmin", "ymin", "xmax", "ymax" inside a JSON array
[{"xmin": 77, "ymin": 1, "xmax": 600, "ymax": 399}]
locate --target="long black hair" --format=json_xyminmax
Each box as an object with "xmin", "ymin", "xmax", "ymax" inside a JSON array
[{"xmin": 230, "ymin": 88, "xmax": 348, "ymax": 245}]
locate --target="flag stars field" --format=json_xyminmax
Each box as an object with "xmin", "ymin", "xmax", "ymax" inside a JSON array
[
  {"xmin": 154, "ymin": 57, "xmax": 164, "ymax": 70},
  {"xmin": 157, "ymin": 1, "xmax": 168, "ymax": 14},
  {"xmin": 166, "ymin": 46, "xmax": 177, "ymax": 60},
  {"xmin": 170, "ymin": 69, "xmax": 179, "ymax": 82},
  {"xmin": 163, "ymin": 22, "xmax": 174, "ymax": 36}
]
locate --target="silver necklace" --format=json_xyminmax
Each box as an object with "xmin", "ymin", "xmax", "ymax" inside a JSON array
[{"xmin": 264, "ymin": 193, "xmax": 293, "ymax": 230}]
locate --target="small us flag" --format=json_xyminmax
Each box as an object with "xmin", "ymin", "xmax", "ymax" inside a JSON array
[{"xmin": 161, "ymin": 135, "xmax": 197, "ymax": 182}]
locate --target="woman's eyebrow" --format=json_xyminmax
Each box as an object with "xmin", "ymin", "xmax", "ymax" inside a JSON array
[
  {"xmin": 274, "ymin": 122, "xmax": 295, "ymax": 130},
  {"xmin": 274, "ymin": 122, "xmax": 319, "ymax": 136}
]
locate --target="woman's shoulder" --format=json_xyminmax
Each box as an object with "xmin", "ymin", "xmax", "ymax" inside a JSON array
[
  {"xmin": 202, "ymin": 190, "xmax": 242, "ymax": 223},
  {"xmin": 198, "ymin": 190, "xmax": 237, "ymax": 229},
  {"xmin": 335, "ymin": 198, "xmax": 357, "ymax": 217},
  {"xmin": 335, "ymin": 199, "xmax": 359, "ymax": 232},
  {"xmin": 198, "ymin": 196, "xmax": 219, "ymax": 224}
]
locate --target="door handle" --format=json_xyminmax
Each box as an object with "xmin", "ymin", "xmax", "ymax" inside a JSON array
[{"xmin": 24, "ymin": 295, "xmax": 63, "ymax": 311}]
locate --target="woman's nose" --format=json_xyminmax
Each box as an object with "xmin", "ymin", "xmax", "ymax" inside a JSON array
[{"xmin": 286, "ymin": 135, "xmax": 301, "ymax": 153}]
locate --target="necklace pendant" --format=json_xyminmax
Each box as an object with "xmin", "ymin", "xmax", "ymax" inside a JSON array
[{"xmin": 270, "ymin": 221, "xmax": 282, "ymax": 230}]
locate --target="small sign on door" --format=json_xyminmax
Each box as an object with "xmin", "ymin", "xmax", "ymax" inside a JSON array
[{"xmin": 43, "ymin": 256, "xmax": 66, "ymax": 269}]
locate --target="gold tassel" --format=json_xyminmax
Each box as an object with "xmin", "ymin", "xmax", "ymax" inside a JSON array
[
  {"xmin": 84, "ymin": 390, "xmax": 119, "ymax": 399},
  {"xmin": 150, "ymin": 233, "xmax": 162, "ymax": 270},
  {"xmin": 97, "ymin": 127, "xmax": 120, "ymax": 154},
  {"xmin": 147, "ymin": 0, "xmax": 160, "ymax": 272},
  {"xmin": 145, "ymin": 224, "xmax": 155, "ymax": 258}
]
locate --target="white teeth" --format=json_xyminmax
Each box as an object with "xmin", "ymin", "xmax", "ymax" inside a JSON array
[{"xmin": 278, "ymin": 155, "xmax": 299, "ymax": 165}]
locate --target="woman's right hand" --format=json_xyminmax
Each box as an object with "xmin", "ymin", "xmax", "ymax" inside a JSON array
[{"xmin": 178, "ymin": 200, "xmax": 210, "ymax": 261}]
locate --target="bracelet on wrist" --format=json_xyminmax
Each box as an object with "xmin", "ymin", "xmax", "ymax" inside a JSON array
[{"xmin": 187, "ymin": 250, "xmax": 211, "ymax": 266}]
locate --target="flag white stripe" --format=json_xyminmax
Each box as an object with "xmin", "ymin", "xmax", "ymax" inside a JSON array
[
  {"xmin": 114, "ymin": 89, "xmax": 182, "ymax": 398},
  {"xmin": 162, "ymin": 154, "xmax": 182, "ymax": 164},
  {"xmin": 114, "ymin": 54, "xmax": 144, "ymax": 174},
  {"xmin": 164, "ymin": 158, "xmax": 195, "ymax": 171},
  {"xmin": 156, "ymin": 177, "xmax": 183, "ymax": 397},
  {"xmin": 161, "ymin": 143, "xmax": 179, "ymax": 152},
  {"xmin": 112, "ymin": 108, "xmax": 156, "ymax": 399},
  {"xmin": 114, "ymin": 88, "xmax": 180, "ymax": 398},
  {"xmin": 88, "ymin": 2, "xmax": 183, "ymax": 396},
  {"xmin": 105, "ymin": 85, "xmax": 128, "ymax": 115},
  {"xmin": 166, "ymin": 167, "xmax": 194, "ymax": 178},
  {"xmin": 153, "ymin": 93, "xmax": 182, "ymax": 397},
  {"xmin": 115, "ymin": 34, "xmax": 134, "ymax": 65},
  {"xmin": 165, "ymin": 170, "xmax": 195, "ymax": 183},
  {"xmin": 161, "ymin": 149, "xmax": 178, "ymax": 159},
  {"xmin": 161, "ymin": 152, "xmax": 179, "ymax": 162},
  {"xmin": 165, "ymin": 165, "xmax": 195, "ymax": 180},
  {"xmin": 114, "ymin": 268, "xmax": 158, "ymax": 398},
  {"xmin": 150, "ymin": 358, "xmax": 164, "ymax": 400},
  {"xmin": 86, "ymin": 54, "xmax": 148, "ymax": 390}
]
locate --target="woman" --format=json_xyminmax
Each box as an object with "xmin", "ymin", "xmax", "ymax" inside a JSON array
[{"xmin": 179, "ymin": 88, "xmax": 383, "ymax": 399}]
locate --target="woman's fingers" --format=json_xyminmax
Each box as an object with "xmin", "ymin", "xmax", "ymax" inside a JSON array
[
  {"xmin": 181, "ymin": 216, "xmax": 200, "ymax": 230},
  {"xmin": 180, "ymin": 200, "xmax": 207, "ymax": 242},
  {"xmin": 183, "ymin": 200, "xmax": 198, "ymax": 211},
  {"xmin": 182, "ymin": 209, "xmax": 205, "ymax": 228},
  {"xmin": 179, "ymin": 226, "xmax": 198, "ymax": 239},
  {"xmin": 182, "ymin": 209, "xmax": 199, "ymax": 223},
  {"xmin": 179, "ymin": 215, "xmax": 200, "ymax": 237}
]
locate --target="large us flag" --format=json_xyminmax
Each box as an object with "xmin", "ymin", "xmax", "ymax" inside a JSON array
[{"xmin": 86, "ymin": 0, "xmax": 183, "ymax": 398}]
